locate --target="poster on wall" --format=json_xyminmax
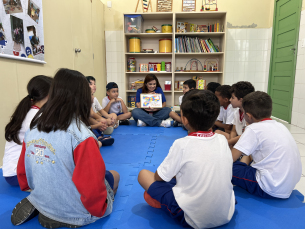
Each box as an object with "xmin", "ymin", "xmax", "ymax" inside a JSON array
[{"xmin": 0, "ymin": 0, "xmax": 45, "ymax": 63}]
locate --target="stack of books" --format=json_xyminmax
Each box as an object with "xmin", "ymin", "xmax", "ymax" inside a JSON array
[{"xmin": 175, "ymin": 37, "xmax": 220, "ymax": 53}]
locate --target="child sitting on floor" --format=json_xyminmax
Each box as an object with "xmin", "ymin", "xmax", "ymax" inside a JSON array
[
  {"xmin": 102, "ymin": 82, "xmax": 132, "ymax": 126},
  {"xmin": 206, "ymin": 82, "xmax": 221, "ymax": 94},
  {"xmin": 231, "ymin": 91, "xmax": 302, "ymax": 198},
  {"xmin": 169, "ymin": 79, "xmax": 196, "ymax": 127},
  {"xmin": 138, "ymin": 89, "xmax": 235, "ymax": 228},
  {"xmin": 13, "ymin": 68, "xmax": 120, "ymax": 228},
  {"xmin": 214, "ymin": 85, "xmax": 236, "ymax": 134},
  {"xmin": 3, "ymin": 75, "xmax": 52, "ymax": 186}
]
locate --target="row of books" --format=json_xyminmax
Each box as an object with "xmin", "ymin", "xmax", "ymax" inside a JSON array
[{"xmin": 175, "ymin": 37, "xmax": 220, "ymax": 53}]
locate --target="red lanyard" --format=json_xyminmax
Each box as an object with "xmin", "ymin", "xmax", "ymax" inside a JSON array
[
  {"xmin": 188, "ymin": 131, "xmax": 215, "ymax": 137},
  {"xmin": 261, "ymin": 118, "xmax": 272, "ymax": 122},
  {"xmin": 239, "ymin": 109, "xmax": 244, "ymax": 122}
]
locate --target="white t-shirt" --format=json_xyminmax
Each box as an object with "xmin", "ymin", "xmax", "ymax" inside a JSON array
[
  {"xmin": 232, "ymin": 108, "xmax": 246, "ymax": 135},
  {"xmin": 157, "ymin": 132, "xmax": 235, "ymax": 229},
  {"xmin": 179, "ymin": 95, "xmax": 183, "ymax": 106},
  {"xmin": 234, "ymin": 119, "xmax": 302, "ymax": 198},
  {"xmin": 92, "ymin": 97, "xmax": 103, "ymax": 113},
  {"xmin": 3, "ymin": 107, "xmax": 39, "ymax": 177},
  {"xmin": 217, "ymin": 104, "xmax": 236, "ymax": 125},
  {"xmin": 101, "ymin": 96, "xmax": 123, "ymax": 114}
]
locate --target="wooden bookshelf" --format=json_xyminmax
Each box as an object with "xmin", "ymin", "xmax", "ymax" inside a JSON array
[{"xmin": 123, "ymin": 12, "xmax": 226, "ymax": 108}]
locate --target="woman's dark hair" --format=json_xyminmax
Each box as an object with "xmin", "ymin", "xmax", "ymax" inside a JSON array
[
  {"xmin": 230, "ymin": 81, "xmax": 255, "ymax": 100},
  {"xmin": 215, "ymin": 85, "xmax": 232, "ymax": 100},
  {"xmin": 5, "ymin": 75, "xmax": 52, "ymax": 144},
  {"xmin": 141, "ymin": 74, "xmax": 162, "ymax": 93},
  {"xmin": 181, "ymin": 89, "xmax": 220, "ymax": 131},
  {"xmin": 242, "ymin": 91, "xmax": 272, "ymax": 120},
  {"xmin": 31, "ymin": 68, "xmax": 92, "ymax": 132},
  {"xmin": 86, "ymin": 76, "xmax": 96, "ymax": 83}
]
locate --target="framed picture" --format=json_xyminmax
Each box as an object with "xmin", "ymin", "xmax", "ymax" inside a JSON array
[
  {"xmin": 157, "ymin": 0, "xmax": 172, "ymax": 12},
  {"xmin": 182, "ymin": 0, "xmax": 196, "ymax": 12},
  {"xmin": 140, "ymin": 93, "xmax": 162, "ymax": 108}
]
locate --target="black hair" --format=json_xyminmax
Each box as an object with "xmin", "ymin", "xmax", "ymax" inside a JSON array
[
  {"xmin": 183, "ymin": 79, "xmax": 196, "ymax": 90},
  {"xmin": 206, "ymin": 82, "xmax": 221, "ymax": 94},
  {"xmin": 215, "ymin": 85, "xmax": 232, "ymax": 100},
  {"xmin": 31, "ymin": 69, "xmax": 92, "ymax": 132},
  {"xmin": 230, "ymin": 81, "xmax": 255, "ymax": 100},
  {"xmin": 5, "ymin": 75, "xmax": 52, "ymax": 144},
  {"xmin": 181, "ymin": 89, "xmax": 220, "ymax": 131},
  {"xmin": 142, "ymin": 74, "xmax": 162, "ymax": 93},
  {"xmin": 243, "ymin": 91, "xmax": 272, "ymax": 120},
  {"xmin": 86, "ymin": 76, "xmax": 96, "ymax": 83}
]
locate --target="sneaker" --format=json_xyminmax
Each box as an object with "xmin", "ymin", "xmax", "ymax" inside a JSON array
[
  {"xmin": 160, "ymin": 120, "xmax": 171, "ymax": 128},
  {"xmin": 103, "ymin": 126, "xmax": 114, "ymax": 135},
  {"xmin": 119, "ymin": 120, "xmax": 130, "ymax": 125},
  {"xmin": 11, "ymin": 198, "xmax": 39, "ymax": 226},
  {"xmin": 137, "ymin": 119, "xmax": 146, "ymax": 127},
  {"xmin": 173, "ymin": 121, "xmax": 183, "ymax": 127},
  {"xmin": 114, "ymin": 121, "xmax": 119, "ymax": 129},
  {"xmin": 144, "ymin": 191, "xmax": 161, "ymax": 208}
]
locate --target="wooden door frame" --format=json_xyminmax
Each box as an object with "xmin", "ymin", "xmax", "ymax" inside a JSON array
[{"xmin": 268, "ymin": 0, "xmax": 303, "ymax": 123}]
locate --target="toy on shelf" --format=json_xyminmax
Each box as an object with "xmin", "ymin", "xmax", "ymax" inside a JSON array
[
  {"xmin": 127, "ymin": 57, "xmax": 136, "ymax": 72},
  {"xmin": 182, "ymin": 0, "xmax": 196, "ymax": 12},
  {"xmin": 164, "ymin": 81, "xmax": 171, "ymax": 90},
  {"xmin": 205, "ymin": 0, "xmax": 218, "ymax": 11},
  {"xmin": 148, "ymin": 62, "xmax": 171, "ymax": 72},
  {"xmin": 125, "ymin": 15, "xmax": 143, "ymax": 33},
  {"xmin": 177, "ymin": 22, "xmax": 188, "ymax": 33},
  {"xmin": 204, "ymin": 59, "xmax": 219, "ymax": 72},
  {"xmin": 184, "ymin": 58, "xmax": 204, "ymax": 72},
  {"xmin": 200, "ymin": 0, "xmax": 204, "ymax": 11},
  {"xmin": 135, "ymin": 0, "xmax": 152, "ymax": 13},
  {"xmin": 139, "ymin": 63, "xmax": 149, "ymax": 72},
  {"xmin": 157, "ymin": 0, "xmax": 172, "ymax": 12},
  {"xmin": 130, "ymin": 82, "xmax": 136, "ymax": 90}
]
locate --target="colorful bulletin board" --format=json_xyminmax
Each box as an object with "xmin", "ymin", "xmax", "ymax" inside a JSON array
[{"xmin": 0, "ymin": 0, "xmax": 45, "ymax": 64}]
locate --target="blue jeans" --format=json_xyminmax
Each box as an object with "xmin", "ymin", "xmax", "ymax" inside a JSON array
[{"xmin": 132, "ymin": 107, "xmax": 171, "ymax": 127}]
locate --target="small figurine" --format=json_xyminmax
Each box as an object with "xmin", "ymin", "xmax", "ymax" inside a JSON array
[{"xmin": 203, "ymin": 65, "xmax": 207, "ymax": 71}]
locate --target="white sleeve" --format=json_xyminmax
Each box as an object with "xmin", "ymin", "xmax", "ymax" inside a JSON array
[
  {"xmin": 179, "ymin": 95, "xmax": 183, "ymax": 105},
  {"xmin": 157, "ymin": 141, "xmax": 183, "ymax": 182},
  {"xmin": 234, "ymin": 127, "xmax": 259, "ymax": 156},
  {"xmin": 217, "ymin": 107, "xmax": 223, "ymax": 121},
  {"xmin": 101, "ymin": 97, "xmax": 109, "ymax": 110},
  {"xmin": 232, "ymin": 109, "xmax": 238, "ymax": 125},
  {"xmin": 94, "ymin": 97, "xmax": 103, "ymax": 111},
  {"xmin": 225, "ymin": 107, "xmax": 236, "ymax": 124}
]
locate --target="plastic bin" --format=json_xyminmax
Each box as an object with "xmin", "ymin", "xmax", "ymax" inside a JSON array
[{"xmin": 124, "ymin": 15, "xmax": 144, "ymax": 33}]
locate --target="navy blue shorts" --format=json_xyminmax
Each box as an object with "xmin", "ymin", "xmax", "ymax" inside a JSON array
[
  {"xmin": 92, "ymin": 129, "xmax": 103, "ymax": 138},
  {"xmin": 5, "ymin": 175, "xmax": 19, "ymax": 186},
  {"xmin": 105, "ymin": 170, "xmax": 114, "ymax": 190},
  {"xmin": 232, "ymin": 161, "xmax": 276, "ymax": 199},
  {"xmin": 147, "ymin": 178, "xmax": 191, "ymax": 228}
]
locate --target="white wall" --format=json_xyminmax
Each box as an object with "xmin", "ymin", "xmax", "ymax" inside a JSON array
[{"xmin": 292, "ymin": 10, "xmax": 305, "ymax": 129}]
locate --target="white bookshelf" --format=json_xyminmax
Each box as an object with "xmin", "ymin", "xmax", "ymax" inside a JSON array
[{"xmin": 123, "ymin": 12, "xmax": 226, "ymax": 109}]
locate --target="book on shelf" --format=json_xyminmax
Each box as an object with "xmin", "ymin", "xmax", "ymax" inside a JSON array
[{"xmin": 175, "ymin": 37, "xmax": 221, "ymax": 53}]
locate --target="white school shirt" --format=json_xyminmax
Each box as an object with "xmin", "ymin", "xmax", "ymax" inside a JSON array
[
  {"xmin": 92, "ymin": 97, "xmax": 103, "ymax": 113},
  {"xmin": 3, "ymin": 107, "xmax": 39, "ymax": 177},
  {"xmin": 179, "ymin": 95, "xmax": 183, "ymax": 106},
  {"xmin": 232, "ymin": 108, "xmax": 246, "ymax": 135},
  {"xmin": 101, "ymin": 96, "xmax": 123, "ymax": 114},
  {"xmin": 234, "ymin": 119, "xmax": 302, "ymax": 198},
  {"xmin": 157, "ymin": 132, "xmax": 235, "ymax": 229},
  {"xmin": 217, "ymin": 104, "xmax": 236, "ymax": 125}
]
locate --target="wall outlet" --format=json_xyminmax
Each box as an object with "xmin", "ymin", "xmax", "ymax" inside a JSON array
[{"xmin": 107, "ymin": 1, "xmax": 112, "ymax": 8}]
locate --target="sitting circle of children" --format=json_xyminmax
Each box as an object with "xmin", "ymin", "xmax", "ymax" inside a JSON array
[{"xmin": 3, "ymin": 70, "xmax": 302, "ymax": 228}]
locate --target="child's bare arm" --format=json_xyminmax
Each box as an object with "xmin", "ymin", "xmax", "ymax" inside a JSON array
[
  {"xmin": 215, "ymin": 121, "xmax": 233, "ymax": 131},
  {"xmin": 98, "ymin": 109, "xmax": 111, "ymax": 119},
  {"xmin": 231, "ymin": 148, "xmax": 243, "ymax": 162},
  {"xmin": 228, "ymin": 135, "xmax": 241, "ymax": 147},
  {"xmin": 230, "ymin": 125, "xmax": 237, "ymax": 139},
  {"xmin": 116, "ymin": 98, "xmax": 128, "ymax": 114},
  {"xmin": 103, "ymin": 99, "xmax": 116, "ymax": 113}
]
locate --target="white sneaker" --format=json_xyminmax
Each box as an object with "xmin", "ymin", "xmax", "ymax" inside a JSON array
[
  {"xmin": 114, "ymin": 121, "xmax": 119, "ymax": 129},
  {"xmin": 160, "ymin": 120, "xmax": 171, "ymax": 128},
  {"xmin": 137, "ymin": 119, "xmax": 146, "ymax": 127}
]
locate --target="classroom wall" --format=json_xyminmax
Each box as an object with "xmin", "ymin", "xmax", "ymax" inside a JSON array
[{"xmin": 0, "ymin": 0, "xmax": 106, "ymax": 166}]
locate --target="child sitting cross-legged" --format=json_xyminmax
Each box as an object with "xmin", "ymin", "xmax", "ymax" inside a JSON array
[
  {"xmin": 138, "ymin": 89, "xmax": 235, "ymax": 228},
  {"xmin": 206, "ymin": 82, "xmax": 221, "ymax": 94},
  {"xmin": 232, "ymin": 91, "xmax": 302, "ymax": 198},
  {"xmin": 169, "ymin": 79, "xmax": 196, "ymax": 127},
  {"xmin": 102, "ymin": 82, "xmax": 132, "ymax": 126},
  {"xmin": 214, "ymin": 85, "xmax": 237, "ymax": 134}
]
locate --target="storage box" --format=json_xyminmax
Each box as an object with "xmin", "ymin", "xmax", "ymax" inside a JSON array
[
  {"xmin": 124, "ymin": 15, "xmax": 143, "ymax": 33},
  {"xmin": 165, "ymin": 81, "xmax": 171, "ymax": 91},
  {"xmin": 135, "ymin": 80, "xmax": 144, "ymax": 89},
  {"xmin": 174, "ymin": 81, "xmax": 179, "ymax": 90}
]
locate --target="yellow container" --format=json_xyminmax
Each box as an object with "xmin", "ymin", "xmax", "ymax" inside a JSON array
[
  {"xmin": 146, "ymin": 29, "xmax": 156, "ymax": 33},
  {"xmin": 159, "ymin": 39, "xmax": 172, "ymax": 53},
  {"xmin": 129, "ymin": 37, "xmax": 141, "ymax": 53},
  {"xmin": 157, "ymin": 64, "xmax": 161, "ymax": 71},
  {"xmin": 162, "ymin": 24, "xmax": 172, "ymax": 33}
]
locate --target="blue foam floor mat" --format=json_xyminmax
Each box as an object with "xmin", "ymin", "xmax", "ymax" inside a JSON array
[{"xmin": 1, "ymin": 124, "xmax": 305, "ymax": 228}]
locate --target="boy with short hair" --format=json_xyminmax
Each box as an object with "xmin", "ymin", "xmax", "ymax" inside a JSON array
[
  {"xmin": 102, "ymin": 82, "xmax": 132, "ymax": 126},
  {"xmin": 232, "ymin": 91, "xmax": 302, "ymax": 198},
  {"xmin": 218, "ymin": 81, "xmax": 255, "ymax": 146},
  {"xmin": 214, "ymin": 85, "xmax": 236, "ymax": 134},
  {"xmin": 206, "ymin": 82, "xmax": 221, "ymax": 94},
  {"xmin": 169, "ymin": 79, "xmax": 196, "ymax": 127},
  {"xmin": 138, "ymin": 90, "xmax": 235, "ymax": 228}
]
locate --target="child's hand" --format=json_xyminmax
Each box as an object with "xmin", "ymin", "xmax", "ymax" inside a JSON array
[
  {"xmin": 110, "ymin": 98, "xmax": 116, "ymax": 104},
  {"xmin": 97, "ymin": 121, "xmax": 108, "ymax": 132},
  {"xmin": 115, "ymin": 98, "xmax": 123, "ymax": 103}
]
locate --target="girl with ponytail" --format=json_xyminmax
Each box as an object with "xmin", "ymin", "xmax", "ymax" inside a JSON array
[{"xmin": 3, "ymin": 75, "xmax": 52, "ymax": 186}]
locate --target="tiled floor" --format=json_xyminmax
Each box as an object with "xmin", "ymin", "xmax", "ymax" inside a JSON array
[{"xmin": 272, "ymin": 117, "xmax": 305, "ymax": 195}]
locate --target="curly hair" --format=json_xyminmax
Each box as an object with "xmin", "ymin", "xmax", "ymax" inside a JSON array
[
  {"xmin": 230, "ymin": 81, "xmax": 255, "ymax": 100},
  {"xmin": 215, "ymin": 85, "xmax": 231, "ymax": 99}
]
